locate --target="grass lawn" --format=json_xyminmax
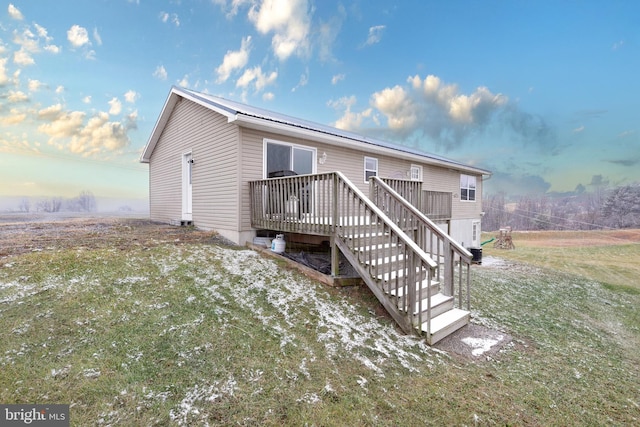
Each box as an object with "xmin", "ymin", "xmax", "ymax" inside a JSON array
[{"xmin": 1, "ymin": 219, "xmax": 639, "ymax": 425}]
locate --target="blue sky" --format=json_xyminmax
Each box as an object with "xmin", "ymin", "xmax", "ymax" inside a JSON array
[{"xmin": 1, "ymin": 0, "xmax": 638, "ymax": 209}]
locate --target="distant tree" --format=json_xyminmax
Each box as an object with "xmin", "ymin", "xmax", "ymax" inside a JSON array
[
  {"xmin": 602, "ymin": 184, "xmax": 640, "ymax": 228},
  {"xmin": 77, "ymin": 190, "xmax": 97, "ymax": 212},
  {"xmin": 18, "ymin": 197, "xmax": 31, "ymax": 213}
]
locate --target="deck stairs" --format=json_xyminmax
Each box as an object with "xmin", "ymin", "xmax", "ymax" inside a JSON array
[
  {"xmin": 249, "ymin": 171, "xmax": 473, "ymax": 345},
  {"xmin": 339, "ymin": 226, "xmax": 469, "ymax": 345}
]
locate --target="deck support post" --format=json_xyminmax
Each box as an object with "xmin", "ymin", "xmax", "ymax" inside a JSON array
[{"xmin": 330, "ymin": 235, "xmax": 340, "ymax": 277}]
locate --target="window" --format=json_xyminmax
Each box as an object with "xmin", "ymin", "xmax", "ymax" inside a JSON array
[
  {"xmin": 364, "ymin": 157, "xmax": 378, "ymax": 182},
  {"xmin": 265, "ymin": 140, "xmax": 315, "ymax": 177},
  {"xmin": 410, "ymin": 165, "xmax": 422, "ymax": 181},
  {"xmin": 460, "ymin": 174, "xmax": 477, "ymax": 201}
]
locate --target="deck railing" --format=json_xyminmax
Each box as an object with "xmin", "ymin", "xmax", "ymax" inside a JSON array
[
  {"xmin": 249, "ymin": 172, "xmax": 439, "ymax": 334},
  {"xmin": 422, "ymin": 191, "xmax": 452, "ymax": 221},
  {"xmin": 369, "ymin": 177, "xmax": 472, "ymax": 311}
]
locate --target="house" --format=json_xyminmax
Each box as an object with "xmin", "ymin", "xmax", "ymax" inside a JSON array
[{"xmin": 140, "ymin": 86, "xmax": 491, "ymax": 344}]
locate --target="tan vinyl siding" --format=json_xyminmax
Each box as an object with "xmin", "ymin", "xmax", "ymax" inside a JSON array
[
  {"xmin": 236, "ymin": 127, "xmax": 483, "ymax": 230},
  {"xmin": 149, "ymin": 99, "xmax": 240, "ymax": 229}
]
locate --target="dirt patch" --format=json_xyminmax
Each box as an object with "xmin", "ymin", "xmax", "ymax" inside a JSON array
[
  {"xmin": 435, "ymin": 323, "xmax": 514, "ymax": 360},
  {"xmin": 0, "ymin": 214, "xmax": 229, "ymax": 261}
]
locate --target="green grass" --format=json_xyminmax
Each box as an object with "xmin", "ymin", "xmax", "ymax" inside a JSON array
[
  {"xmin": 1, "ymin": 230, "xmax": 639, "ymax": 425},
  {"xmin": 482, "ymin": 230, "xmax": 640, "ymax": 293}
]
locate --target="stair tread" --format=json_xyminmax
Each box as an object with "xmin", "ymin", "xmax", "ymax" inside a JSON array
[
  {"xmin": 420, "ymin": 308, "xmax": 469, "ymax": 334},
  {"xmin": 413, "ymin": 293, "xmax": 453, "ymax": 315},
  {"xmin": 386, "ymin": 279, "xmax": 440, "ymax": 297}
]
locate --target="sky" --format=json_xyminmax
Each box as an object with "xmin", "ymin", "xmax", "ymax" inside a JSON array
[{"xmin": 1, "ymin": 0, "xmax": 639, "ymax": 211}]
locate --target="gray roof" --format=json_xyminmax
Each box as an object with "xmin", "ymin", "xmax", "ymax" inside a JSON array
[{"xmin": 141, "ymin": 86, "xmax": 491, "ymax": 176}]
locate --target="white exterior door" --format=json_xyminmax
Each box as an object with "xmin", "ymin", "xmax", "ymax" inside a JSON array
[
  {"xmin": 182, "ymin": 152, "xmax": 193, "ymax": 221},
  {"xmin": 471, "ymin": 220, "xmax": 481, "ymax": 248}
]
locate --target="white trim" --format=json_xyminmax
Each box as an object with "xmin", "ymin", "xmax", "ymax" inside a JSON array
[
  {"xmin": 262, "ymin": 138, "xmax": 317, "ymax": 178},
  {"xmin": 410, "ymin": 164, "xmax": 423, "ymax": 181},
  {"xmin": 182, "ymin": 151, "xmax": 193, "ymax": 221},
  {"xmin": 364, "ymin": 156, "xmax": 378, "ymax": 183},
  {"xmin": 460, "ymin": 174, "xmax": 477, "ymax": 202}
]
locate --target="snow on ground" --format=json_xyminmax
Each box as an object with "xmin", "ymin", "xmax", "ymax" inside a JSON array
[{"xmin": 2, "ymin": 243, "xmax": 449, "ymax": 425}]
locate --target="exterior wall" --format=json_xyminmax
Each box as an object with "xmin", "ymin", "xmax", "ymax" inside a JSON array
[
  {"xmin": 149, "ymin": 99, "xmax": 241, "ymax": 241},
  {"xmin": 235, "ymin": 127, "xmax": 485, "ymax": 245}
]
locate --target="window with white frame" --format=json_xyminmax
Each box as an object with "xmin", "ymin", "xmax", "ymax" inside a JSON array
[
  {"xmin": 410, "ymin": 165, "xmax": 422, "ymax": 181},
  {"xmin": 364, "ymin": 157, "xmax": 378, "ymax": 182},
  {"xmin": 460, "ymin": 174, "xmax": 477, "ymax": 201}
]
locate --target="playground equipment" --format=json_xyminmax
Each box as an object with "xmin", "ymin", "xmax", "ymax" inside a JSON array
[{"xmin": 494, "ymin": 227, "xmax": 515, "ymax": 250}]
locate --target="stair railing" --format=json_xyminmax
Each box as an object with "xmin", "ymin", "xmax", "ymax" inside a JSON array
[
  {"xmin": 249, "ymin": 171, "xmax": 442, "ymax": 336},
  {"xmin": 370, "ymin": 176, "xmax": 472, "ymax": 311}
]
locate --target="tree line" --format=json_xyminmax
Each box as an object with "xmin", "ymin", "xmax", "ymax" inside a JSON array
[
  {"xmin": 482, "ymin": 183, "xmax": 640, "ymax": 231},
  {"xmin": 18, "ymin": 190, "xmax": 97, "ymax": 213}
]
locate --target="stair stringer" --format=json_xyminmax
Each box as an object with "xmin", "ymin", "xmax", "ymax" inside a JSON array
[{"xmin": 334, "ymin": 235, "xmax": 414, "ymax": 334}]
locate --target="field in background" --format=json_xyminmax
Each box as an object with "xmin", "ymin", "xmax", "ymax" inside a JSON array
[
  {"xmin": 1, "ymin": 218, "xmax": 639, "ymax": 425},
  {"xmin": 482, "ymin": 229, "xmax": 640, "ymax": 292}
]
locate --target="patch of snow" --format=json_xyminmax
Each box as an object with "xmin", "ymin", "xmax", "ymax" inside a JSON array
[{"xmin": 461, "ymin": 335, "xmax": 504, "ymax": 356}]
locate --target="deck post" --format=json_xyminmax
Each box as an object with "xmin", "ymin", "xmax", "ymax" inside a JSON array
[{"xmin": 330, "ymin": 234, "xmax": 340, "ymax": 277}]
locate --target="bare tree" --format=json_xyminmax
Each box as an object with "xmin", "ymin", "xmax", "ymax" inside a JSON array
[
  {"xmin": 18, "ymin": 198, "xmax": 31, "ymax": 213},
  {"xmin": 77, "ymin": 190, "xmax": 97, "ymax": 212}
]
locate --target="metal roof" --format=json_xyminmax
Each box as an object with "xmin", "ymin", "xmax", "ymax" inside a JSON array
[{"xmin": 141, "ymin": 86, "xmax": 491, "ymax": 176}]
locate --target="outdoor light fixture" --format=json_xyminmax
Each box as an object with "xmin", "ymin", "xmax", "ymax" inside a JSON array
[{"xmin": 318, "ymin": 152, "xmax": 327, "ymax": 164}]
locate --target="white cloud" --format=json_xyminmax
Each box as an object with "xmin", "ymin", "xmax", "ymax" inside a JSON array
[
  {"xmin": 0, "ymin": 58, "xmax": 10, "ymax": 85},
  {"xmin": 8, "ymin": 4, "xmax": 23, "ymax": 20},
  {"xmin": 82, "ymin": 96, "xmax": 92, "ymax": 104},
  {"xmin": 371, "ymin": 85, "xmax": 417, "ymax": 130},
  {"xmin": 13, "ymin": 28, "xmax": 40, "ymax": 53},
  {"xmin": 262, "ymin": 92, "xmax": 275, "ymax": 101},
  {"xmin": 160, "ymin": 12, "xmax": 180, "ymax": 27},
  {"xmin": 612, "ymin": 40, "xmax": 624, "ymax": 51},
  {"xmin": 69, "ymin": 112, "xmax": 130, "ymax": 155},
  {"xmin": 317, "ymin": 4, "xmax": 345, "ymax": 62},
  {"xmin": 13, "ymin": 49, "xmax": 35, "ymax": 66},
  {"xmin": 0, "ymin": 109, "xmax": 27, "ymax": 125},
  {"xmin": 37, "ymin": 105, "xmax": 133, "ymax": 156},
  {"xmin": 329, "ymin": 96, "xmax": 372, "ymax": 131},
  {"xmin": 38, "ymin": 109, "xmax": 85, "ymax": 138},
  {"xmin": 67, "ymin": 25, "xmax": 90, "ymax": 48},
  {"xmin": 93, "ymin": 27, "xmax": 103, "ymax": 46},
  {"xmin": 124, "ymin": 90, "xmax": 139, "ymax": 103},
  {"xmin": 213, "ymin": 0, "xmax": 252, "ymax": 18},
  {"xmin": 44, "ymin": 44, "xmax": 61, "ymax": 54},
  {"xmin": 153, "ymin": 65, "xmax": 168, "ymax": 80},
  {"xmin": 55, "ymin": 85, "xmax": 64, "ymax": 94},
  {"xmin": 410, "ymin": 74, "xmax": 507, "ymax": 124},
  {"xmin": 573, "ymin": 125, "xmax": 585, "ymax": 133},
  {"xmin": 248, "ymin": 0, "xmax": 311, "ymax": 60},
  {"xmin": 7, "ymin": 90, "xmax": 28, "ymax": 103},
  {"xmin": 216, "ymin": 36, "xmax": 251, "ymax": 83},
  {"xmin": 177, "ymin": 74, "xmax": 189, "ymax": 87},
  {"xmin": 331, "ymin": 73, "xmax": 345, "ymax": 85},
  {"xmin": 34, "ymin": 24, "xmax": 48, "ymax": 38},
  {"xmin": 28, "ymin": 79, "xmax": 43, "ymax": 92},
  {"xmin": 332, "ymin": 73, "xmax": 513, "ymax": 149},
  {"xmin": 108, "ymin": 97, "xmax": 122, "ymax": 115},
  {"xmin": 291, "ymin": 70, "xmax": 308, "ymax": 92},
  {"xmin": 37, "ymin": 104, "xmax": 63, "ymax": 120},
  {"xmin": 364, "ymin": 25, "xmax": 385, "ymax": 46},
  {"xmin": 236, "ymin": 66, "xmax": 277, "ymax": 92}
]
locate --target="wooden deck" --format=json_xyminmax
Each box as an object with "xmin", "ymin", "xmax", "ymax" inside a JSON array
[{"xmin": 249, "ymin": 172, "xmax": 472, "ymax": 344}]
